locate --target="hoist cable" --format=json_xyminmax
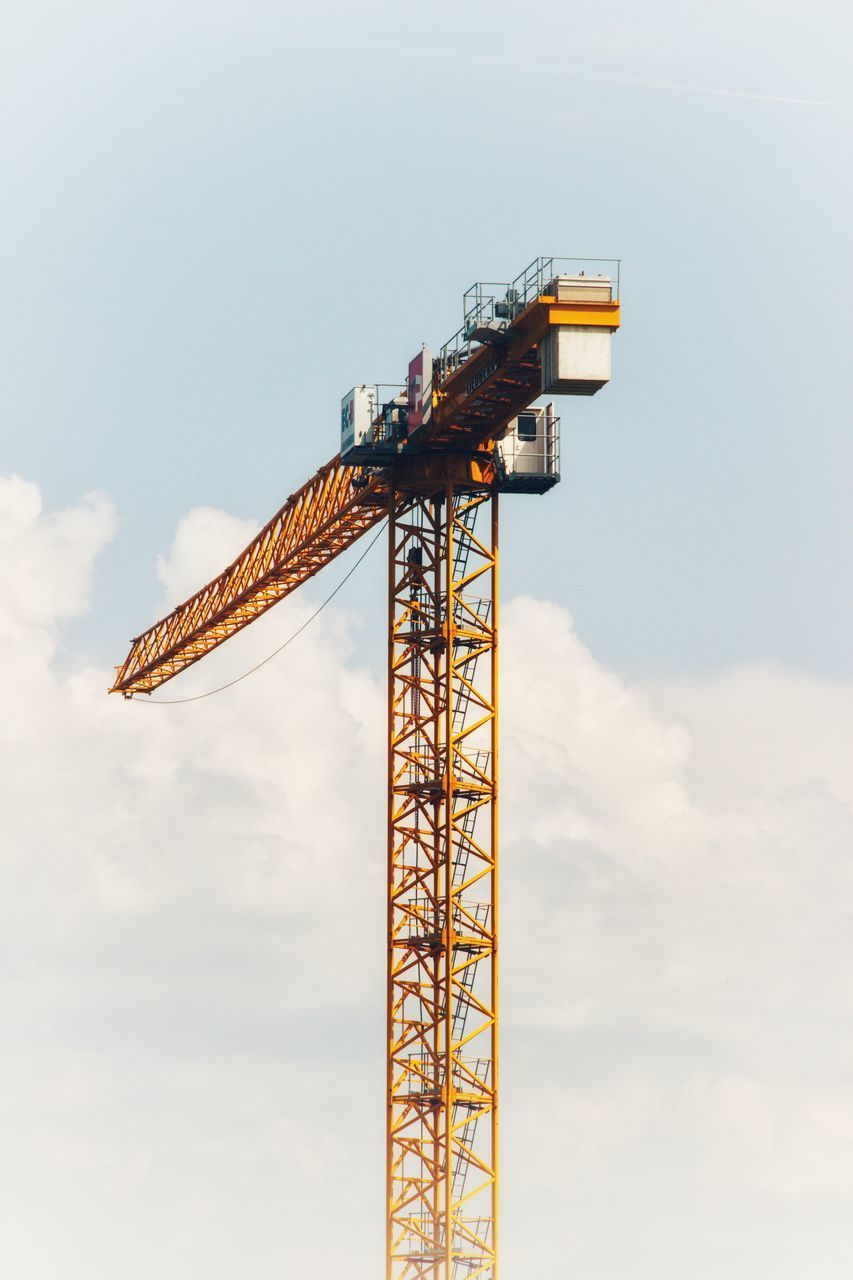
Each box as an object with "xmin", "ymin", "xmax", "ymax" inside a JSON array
[{"xmin": 129, "ymin": 520, "xmax": 386, "ymax": 705}]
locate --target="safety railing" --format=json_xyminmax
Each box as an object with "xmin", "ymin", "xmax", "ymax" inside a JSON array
[
  {"xmin": 362, "ymin": 382, "xmax": 408, "ymax": 450},
  {"xmin": 495, "ymin": 408, "xmax": 560, "ymax": 487},
  {"xmin": 397, "ymin": 1214, "xmax": 494, "ymax": 1259},
  {"xmin": 398, "ymin": 742, "xmax": 491, "ymax": 785},
  {"xmin": 398, "ymin": 897, "xmax": 492, "ymax": 940},
  {"xmin": 436, "ymin": 255, "xmax": 620, "ymax": 385},
  {"xmin": 396, "ymin": 1055, "xmax": 493, "ymax": 1098}
]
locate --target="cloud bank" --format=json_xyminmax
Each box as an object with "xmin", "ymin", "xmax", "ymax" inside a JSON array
[{"xmin": 1, "ymin": 477, "xmax": 851, "ymax": 1279}]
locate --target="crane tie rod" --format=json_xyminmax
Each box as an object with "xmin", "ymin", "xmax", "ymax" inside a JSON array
[{"xmin": 128, "ymin": 520, "xmax": 387, "ymax": 705}]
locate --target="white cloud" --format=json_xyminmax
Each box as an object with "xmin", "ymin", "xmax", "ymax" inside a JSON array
[
  {"xmin": 0, "ymin": 474, "xmax": 115, "ymax": 655},
  {"xmin": 1, "ymin": 479, "xmax": 851, "ymax": 1279},
  {"xmin": 155, "ymin": 505, "xmax": 260, "ymax": 609},
  {"xmin": 499, "ymin": 598, "xmax": 853, "ymax": 1277}
]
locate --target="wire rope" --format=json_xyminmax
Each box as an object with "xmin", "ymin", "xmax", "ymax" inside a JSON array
[{"xmin": 129, "ymin": 521, "xmax": 386, "ymax": 705}]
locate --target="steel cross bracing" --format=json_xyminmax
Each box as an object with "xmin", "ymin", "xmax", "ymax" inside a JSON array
[
  {"xmin": 109, "ymin": 256, "xmax": 620, "ymax": 1278},
  {"xmin": 111, "ymin": 261, "xmax": 619, "ymax": 700},
  {"xmin": 387, "ymin": 484, "xmax": 498, "ymax": 1280},
  {"xmin": 111, "ymin": 457, "xmax": 391, "ymax": 696}
]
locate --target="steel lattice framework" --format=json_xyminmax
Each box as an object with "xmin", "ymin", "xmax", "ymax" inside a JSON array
[
  {"xmin": 388, "ymin": 483, "xmax": 498, "ymax": 1280},
  {"xmin": 112, "ymin": 458, "xmax": 391, "ymax": 694},
  {"xmin": 110, "ymin": 256, "xmax": 620, "ymax": 1280}
]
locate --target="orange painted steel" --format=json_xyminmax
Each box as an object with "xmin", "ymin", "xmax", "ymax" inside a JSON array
[
  {"xmin": 111, "ymin": 457, "xmax": 392, "ymax": 695},
  {"xmin": 387, "ymin": 483, "xmax": 498, "ymax": 1280},
  {"xmin": 111, "ymin": 288, "xmax": 618, "ymax": 699},
  {"xmin": 429, "ymin": 296, "xmax": 619, "ymax": 451},
  {"xmin": 109, "ymin": 265, "xmax": 619, "ymax": 1280}
]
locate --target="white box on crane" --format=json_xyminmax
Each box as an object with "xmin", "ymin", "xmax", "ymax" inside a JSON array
[
  {"xmin": 540, "ymin": 275, "xmax": 614, "ymax": 396},
  {"xmin": 547, "ymin": 275, "xmax": 613, "ymax": 303},
  {"xmin": 341, "ymin": 386, "xmax": 376, "ymax": 460}
]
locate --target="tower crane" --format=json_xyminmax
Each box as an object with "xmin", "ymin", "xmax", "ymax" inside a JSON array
[{"xmin": 111, "ymin": 256, "xmax": 620, "ymax": 1280}]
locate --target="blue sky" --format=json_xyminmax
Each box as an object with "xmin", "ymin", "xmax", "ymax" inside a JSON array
[
  {"xmin": 3, "ymin": 0, "xmax": 850, "ymax": 680},
  {"xmin": 1, "ymin": 4, "xmax": 852, "ymax": 1278}
]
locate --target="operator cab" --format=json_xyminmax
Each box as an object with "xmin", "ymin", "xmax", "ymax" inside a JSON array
[{"xmin": 494, "ymin": 405, "xmax": 560, "ymax": 494}]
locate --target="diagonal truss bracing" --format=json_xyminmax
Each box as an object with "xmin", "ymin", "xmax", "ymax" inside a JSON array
[
  {"xmin": 111, "ymin": 458, "xmax": 391, "ymax": 695},
  {"xmin": 387, "ymin": 483, "xmax": 498, "ymax": 1280}
]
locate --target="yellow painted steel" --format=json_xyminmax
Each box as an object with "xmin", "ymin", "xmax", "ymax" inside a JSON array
[
  {"xmin": 109, "ymin": 259, "xmax": 619, "ymax": 1280},
  {"xmin": 110, "ymin": 286, "xmax": 619, "ymax": 701},
  {"xmin": 387, "ymin": 482, "xmax": 498, "ymax": 1280},
  {"xmin": 110, "ymin": 458, "xmax": 392, "ymax": 696},
  {"xmin": 545, "ymin": 301, "xmax": 620, "ymax": 328}
]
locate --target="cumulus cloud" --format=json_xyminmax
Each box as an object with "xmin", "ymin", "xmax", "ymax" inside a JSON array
[
  {"xmin": 156, "ymin": 505, "xmax": 260, "ymax": 610},
  {"xmin": 1, "ymin": 478, "xmax": 851, "ymax": 1280},
  {"xmin": 0, "ymin": 481, "xmax": 387, "ymax": 1278},
  {"xmin": 499, "ymin": 600, "xmax": 853, "ymax": 1278},
  {"xmin": 0, "ymin": 474, "xmax": 115, "ymax": 658}
]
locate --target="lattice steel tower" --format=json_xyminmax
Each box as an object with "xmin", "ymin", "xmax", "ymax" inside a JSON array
[{"xmin": 111, "ymin": 257, "xmax": 620, "ymax": 1280}]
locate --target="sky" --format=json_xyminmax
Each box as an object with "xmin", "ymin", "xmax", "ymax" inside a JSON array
[{"xmin": 1, "ymin": 2, "xmax": 851, "ymax": 1277}]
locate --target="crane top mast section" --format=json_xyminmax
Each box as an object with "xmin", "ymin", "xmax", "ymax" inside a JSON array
[{"xmin": 111, "ymin": 256, "xmax": 619, "ymax": 697}]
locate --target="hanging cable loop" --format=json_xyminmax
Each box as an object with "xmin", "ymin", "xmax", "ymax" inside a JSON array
[{"xmin": 130, "ymin": 522, "xmax": 386, "ymax": 705}]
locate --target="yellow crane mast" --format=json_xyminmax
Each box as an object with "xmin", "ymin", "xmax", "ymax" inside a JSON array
[{"xmin": 112, "ymin": 256, "xmax": 620, "ymax": 1280}]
